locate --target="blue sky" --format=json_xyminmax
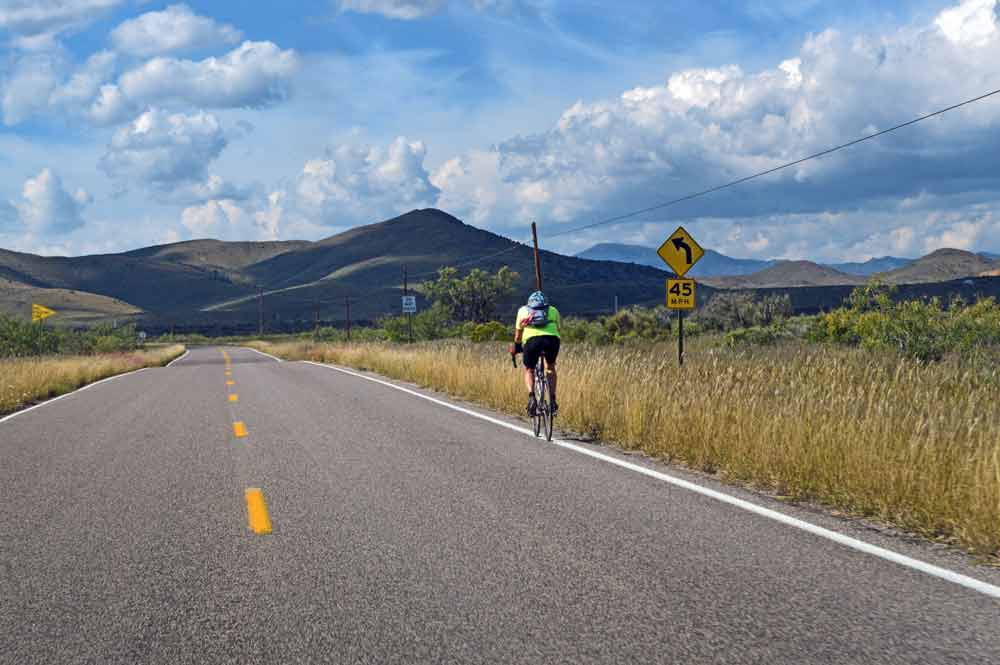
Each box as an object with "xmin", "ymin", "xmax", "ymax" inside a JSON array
[{"xmin": 1, "ymin": 0, "xmax": 999, "ymax": 262}]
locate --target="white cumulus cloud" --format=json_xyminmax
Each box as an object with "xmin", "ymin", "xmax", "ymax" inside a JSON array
[
  {"xmin": 111, "ymin": 4, "xmax": 242, "ymax": 57},
  {"xmin": 13, "ymin": 168, "xmax": 89, "ymax": 234},
  {"xmin": 430, "ymin": 0, "xmax": 1000, "ymax": 256},
  {"xmin": 295, "ymin": 136, "xmax": 439, "ymax": 227},
  {"xmin": 936, "ymin": 0, "xmax": 999, "ymax": 46},
  {"xmin": 99, "ymin": 108, "xmax": 229, "ymax": 194},
  {"xmin": 92, "ymin": 40, "xmax": 300, "ymax": 124}
]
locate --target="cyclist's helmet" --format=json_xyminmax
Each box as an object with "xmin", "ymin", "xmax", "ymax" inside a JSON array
[{"xmin": 527, "ymin": 291, "xmax": 547, "ymax": 308}]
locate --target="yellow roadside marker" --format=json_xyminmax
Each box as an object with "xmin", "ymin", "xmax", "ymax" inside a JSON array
[
  {"xmin": 233, "ymin": 421, "xmax": 248, "ymax": 438},
  {"xmin": 229, "ymin": 394, "xmax": 238, "ymax": 403},
  {"xmin": 245, "ymin": 488, "xmax": 272, "ymax": 535}
]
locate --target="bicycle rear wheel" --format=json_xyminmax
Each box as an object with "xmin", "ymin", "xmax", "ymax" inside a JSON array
[
  {"xmin": 532, "ymin": 364, "xmax": 544, "ymax": 437},
  {"xmin": 542, "ymin": 383, "xmax": 554, "ymax": 442}
]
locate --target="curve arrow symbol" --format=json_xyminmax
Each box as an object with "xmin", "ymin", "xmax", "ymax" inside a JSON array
[{"xmin": 671, "ymin": 237, "xmax": 693, "ymax": 264}]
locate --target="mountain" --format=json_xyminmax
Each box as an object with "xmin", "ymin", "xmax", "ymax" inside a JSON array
[
  {"xmin": 879, "ymin": 248, "xmax": 997, "ymax": 284},
  {"xmin": 703, "ymin": 261, "xmax": 866, "ymax": 289},
  {"xmin": 576, "ymin": 242, "xmax": 914, "ymax": 278},
  {"xmin": 827, "ymin": 256, "xmax": 912, "ymax": 276},
  {"xmin": 0, "ymin": 209, "xmax": 691, "ymax": 331},
  {"xmin": 0, "ymin": 246, "xmax": 254, "ymax": 314},
  {"xmin": 576, "ymin": 243, "xmax": 773, "ymax": 277},
  {"xmin": 207, "ymin": 209, "xmax": 687, "ymax": 323},
  {"xmin": 125, "ymin": 239, "xmax": 310, "ymax": 275}
]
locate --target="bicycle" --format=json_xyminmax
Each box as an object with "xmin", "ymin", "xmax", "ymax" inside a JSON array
[{"xmin": 511, "ymin": 350, "xmax": 554, "ymax": 441}]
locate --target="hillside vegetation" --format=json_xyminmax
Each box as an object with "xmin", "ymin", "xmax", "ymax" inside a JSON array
[{"xmin": 0, "ymin": 277, "xmax": 142, "ymax": 325}]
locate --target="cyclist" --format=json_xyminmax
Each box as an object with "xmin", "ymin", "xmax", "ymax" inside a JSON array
[{"xmin": 509, "ymin": 291, "xmax": 561, "ymax": 417}]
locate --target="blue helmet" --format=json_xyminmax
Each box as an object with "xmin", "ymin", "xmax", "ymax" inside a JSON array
[{"xmin": 527, "ymin": 291, "xmax": 547, "ymax": 308}]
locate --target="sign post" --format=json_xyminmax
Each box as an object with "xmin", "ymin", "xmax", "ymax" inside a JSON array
[
  {"xmin": 657, "ymin": 226, "xmax": 704, "ymax": 366},
  {"xmin": 403, "ymin": 265, "xmax": 414, "ymax": 343},
  {"xmin": 31, "ymin": 303, "xmax": 56, "ymax": 323}
]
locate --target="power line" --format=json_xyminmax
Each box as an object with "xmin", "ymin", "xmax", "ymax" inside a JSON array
[
  {"xmin": 544, "ymin": 86, "xmax": 1000, "ymax": 239},
  {"xmin": 276, "ymin": 86, "xmax": 1000, "ymax": 323}
]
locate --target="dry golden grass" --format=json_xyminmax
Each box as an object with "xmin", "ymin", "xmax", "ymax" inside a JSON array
[
  {"xmin": 249, "ymin": 339, "xmax": 1000, "ymax": 556},
  {"xmin": 0, "ymin": 345, "xmax": 185, "ymax": 417}
]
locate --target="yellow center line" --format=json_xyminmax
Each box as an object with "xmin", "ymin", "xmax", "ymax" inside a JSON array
[
  {"xmin": 229, "ymin": 394, "xmax": 239, "ymax": 403},
  {"xmin": 225, "ymin": 370, "xmax": 232, "ymax": 377},
  {"xmin": 233, "ymin": 421, "xmax": 248, "ymax": 438},
  {"xmin": 226, "ymin": 380, "xmax": 235, "ymax": 386},
  {"xmin": 245, "ymin": 488, "xmax": 273, "ymax": 534}
]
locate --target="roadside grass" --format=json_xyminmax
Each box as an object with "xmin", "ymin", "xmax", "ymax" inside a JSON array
[
  {"xmin": 0, "ymin": 345, "xmax": 186, "ymax": 417},
  {"xmin": 248, "ymin": 339, "xmax": 1000, "ymax": 557}
]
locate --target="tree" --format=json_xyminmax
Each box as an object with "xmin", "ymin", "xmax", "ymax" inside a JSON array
[{"xmin": 423, "ymin": 266, "xmax": 520, "ymax": 323}]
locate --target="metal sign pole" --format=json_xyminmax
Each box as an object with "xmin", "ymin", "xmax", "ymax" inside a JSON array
[{"xmin": 404, "ymin": 265, "xmax": 413, "ymax": 344}]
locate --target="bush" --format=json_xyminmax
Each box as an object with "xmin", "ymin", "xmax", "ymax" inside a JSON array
[
  {"xmin": 810, "ymin": 281, "xmax": 1000, "ymax": 361},
  {"xmin": 725, "ymin": 324, "xmax": 792, "ymax": 348},
  {"xmin": 467, "ymin": 321, "xmax": 510, "ymax": 343},
  {"xmin": 0, "ymin": 316, "xmax": 140, "ymax": 358}
]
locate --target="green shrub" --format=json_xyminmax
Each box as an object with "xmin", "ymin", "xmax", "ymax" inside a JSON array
[
  {"xmin": 811, "ymin": 281, "xmax": 1000, "ymax": 361},
  {"xmin": 0, "ymin": 316, "xmax": 139, "ymax": 358},
  {"xmin": 468, "ymin": 321, "xmax": 510, "ymax": 343}
]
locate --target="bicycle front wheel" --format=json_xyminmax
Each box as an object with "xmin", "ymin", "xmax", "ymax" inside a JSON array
[{"xmin": 533, "ymin": 363, "xmax": 546, "ymax": 438}]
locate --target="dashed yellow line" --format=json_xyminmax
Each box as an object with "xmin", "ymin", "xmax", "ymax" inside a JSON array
[
  {"xmin": 245, "ymin": 488, "xmax": 272, "ymax": 534},
  {"xmin": 233, "ymin": 421, "xmax": 248, "ymax": 438},
  {"xmin": 228, "ymin": 394, "xmax": 239, "ymax": 403},
  {"xmin": 225, "ymin": 370, "xmax": 232, "ymax": 377},
  {"xmin": 226, "ymin": 380, "xmax": 235, "ymax": 387}
]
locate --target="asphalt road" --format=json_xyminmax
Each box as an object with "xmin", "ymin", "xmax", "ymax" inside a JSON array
[{"xmin": 2, "ymin": 346, "xmax": 999, "ymax": 664}]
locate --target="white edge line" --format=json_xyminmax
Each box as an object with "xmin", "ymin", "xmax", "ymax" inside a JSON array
[
  {"xmin": 244, "ymin": 347, "xmax": 283, "ymax": 363},
  {"xmin": 300, "ymin": 360, "xmax": 1000, "ymax": 601},
  {"xmin": 0, "ymin": 367, "xmax": 149, "ymax": 425},
  {"xmin": 166, "ymin": 349, "xmax": 190, "ymax": 367}
]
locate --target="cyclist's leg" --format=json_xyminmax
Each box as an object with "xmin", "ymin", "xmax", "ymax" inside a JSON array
[
  {"xmin": 543, "ymin": 337, "xmax": 561, "ymax": 408},
  {"xmin": 522, "ymin": 338, "xmax": 543, "ymax": 414}
]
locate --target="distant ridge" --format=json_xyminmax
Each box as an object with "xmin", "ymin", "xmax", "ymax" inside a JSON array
[
  {"xmin": 703, "ymin": 261, "xmax": 865, "ymax": 288},
  {"xmin": 576, "ymin": 243, "xmax": 773, "ymax": 277},
  {"xmin": 576, "ymin": 242, "xmax": 913, "ymax": 277},
  {"xmin": 878, "ymin": 248, "xmax": 997, "ymax": 283}
]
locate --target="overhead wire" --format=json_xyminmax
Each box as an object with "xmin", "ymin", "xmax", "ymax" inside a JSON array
[
  {"xmin": 543, "ymin": 86, "xmax": 1000, "ymax": 239},
  {"xmin": 280, "ymin": 86, "xmax": 1000, "ymax": 318}
]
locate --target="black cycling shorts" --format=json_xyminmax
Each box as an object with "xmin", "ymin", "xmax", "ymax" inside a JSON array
[{"xmin": 523, "ymin": 335, "xmax": 560, "ymax": 369}]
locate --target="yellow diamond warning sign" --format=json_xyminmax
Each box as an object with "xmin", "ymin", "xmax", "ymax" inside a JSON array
[
  {"xmin": 657, "ymin": 226, "xmax": 704, "ymax": 277},
  {"xmin": 666, "ymin": 279, "xmax": 696, "ymax": 310},
  {"xmin": 32, "ymin": 303, "xmax": 56, "ymax": 322}
]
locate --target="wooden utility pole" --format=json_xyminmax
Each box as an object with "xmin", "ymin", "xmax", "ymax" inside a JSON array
[
  {"xmin": 257, "ymin": 286, "xmax": 264, "ymax": 336},
  {"xmin": 531, "ymin": 221, "xmax": 543, "ymax": 291},
  {"xmin": 313, "ymin": 299, "xmax": 320, "ymax": 336},
  {"xmin": 345, "ymin": 296, "xmax": 351, "ymax": 342}
]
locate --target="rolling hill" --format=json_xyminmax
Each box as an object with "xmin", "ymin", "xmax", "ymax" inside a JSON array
[
  {"xmin": 878, "ymin": 248, "xmax": 997, "ymax": 284},
  {"xmin": 0, "ymin": 276, "xmax": 143, "ymax": 325},
  {"xmin": 0, "ymin": 209, "xmax": 689, "ymax": 331},
  {"xmin": 703, "ymin": 261, "xmax": 865, "ymax": 288},
  {"xmin": 207, "ymin": 209, "xmax": 687, "ymax": 324}
]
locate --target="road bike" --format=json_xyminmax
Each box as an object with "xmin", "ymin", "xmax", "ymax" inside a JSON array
[{"xmin": 511, "ymin": 350, "xmax": 554, "ymax": 441}]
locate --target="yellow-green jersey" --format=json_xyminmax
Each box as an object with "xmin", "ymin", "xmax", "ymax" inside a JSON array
[{"xmin": 516, "ymin": 305, "xmax": 561, "ymax": 342}]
